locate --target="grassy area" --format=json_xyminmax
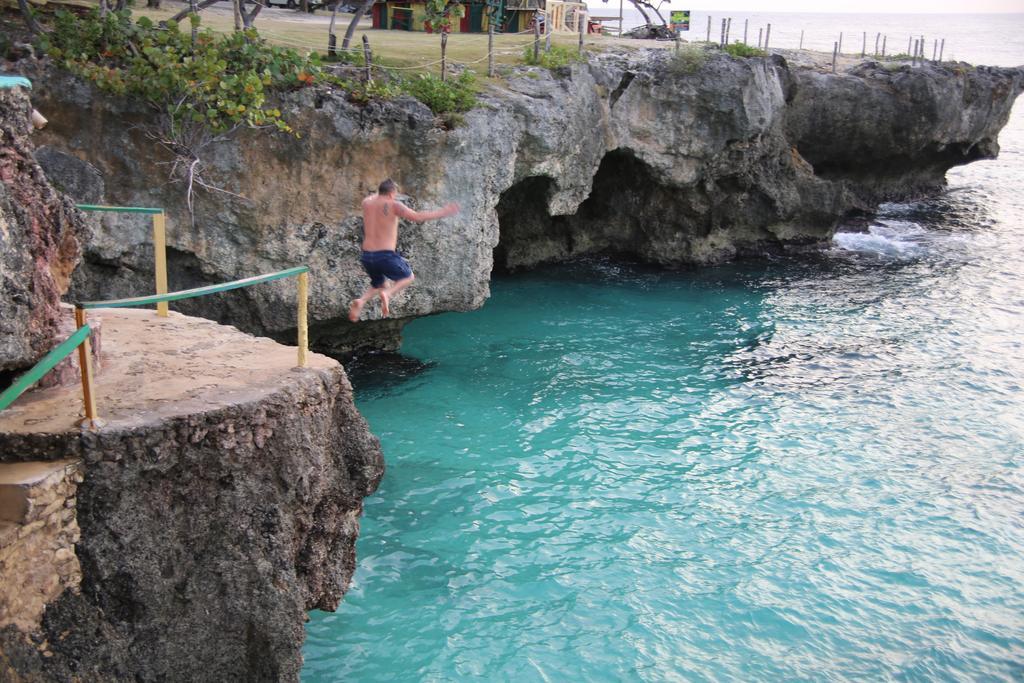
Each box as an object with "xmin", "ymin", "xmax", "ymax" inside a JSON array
[{"xmin": 129, "ymin": 4, "xmax": 596, "ymax": 74}]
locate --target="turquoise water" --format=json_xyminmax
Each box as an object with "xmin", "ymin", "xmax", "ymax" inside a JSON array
[
  {"xmin": 304, "ymin": 104, "xmax": 1024, "ymax": 679},
  {"xmin": 303, "ymin": 27, "xmax": 1024, "ymax": 674}
]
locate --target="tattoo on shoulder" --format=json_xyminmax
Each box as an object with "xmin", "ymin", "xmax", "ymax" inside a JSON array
[{"xmin": 383, "ymin": 202, "xmax": 390, "ymax": 216}]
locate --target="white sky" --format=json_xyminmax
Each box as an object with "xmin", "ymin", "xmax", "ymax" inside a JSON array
[{"xmin": 588, "ymin": 1, "xmax": 1024, "ymax": 13}]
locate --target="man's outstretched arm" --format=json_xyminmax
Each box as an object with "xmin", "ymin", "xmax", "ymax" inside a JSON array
[{"xmin": 394, "ymin": 201, "xmax": 460, "ymax": 222}]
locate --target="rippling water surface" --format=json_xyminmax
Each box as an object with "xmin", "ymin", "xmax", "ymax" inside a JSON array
[{"xmin": 303, "ymin": 70, "xmax": 1024, "ymax": 683}]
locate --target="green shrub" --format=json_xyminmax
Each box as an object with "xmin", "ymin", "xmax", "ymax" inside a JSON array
[
  {"xmin": 667, "ymin": 45, "xmax": 706, "ymax": 75},
  {"xmin": 345, "ymin": 77, "xmax": 403, "ymax": 103},
  {"xmin": 724, "ymin": 42, "xmax": 766, "ymax": 58},
  {"xmin": 400, "ymin": 70, "xmax": 477, "ymax": 115},
  {"xmin": 521, "ymin": 44, "xmax": 583, "ymax": 70},
  {"xmin": 42, "ymin": 9, "xmax": 332, "ymax": 135}
]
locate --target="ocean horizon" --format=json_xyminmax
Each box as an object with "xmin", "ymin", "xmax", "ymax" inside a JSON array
[{"xmin": 584, "ymin": 8, "xmax": 1024, "ymax": 66}]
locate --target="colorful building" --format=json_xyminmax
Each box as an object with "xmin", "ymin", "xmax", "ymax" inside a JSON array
[{"xmin": 371, "ymin": 0, "xmax": 546, "ymax": 34}]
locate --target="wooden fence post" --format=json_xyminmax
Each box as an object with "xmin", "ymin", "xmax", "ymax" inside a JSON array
[
  {"xmin": 939, "ymin": 38, "xmax": 944, "ymax": 62},
  {"xmin": 861, "ymin": 31, "xmax": 866, "ymax": 57},
  {"xmin": 488, "ymin": 24, "xmax": 495, "ymax": 76},
  {"xmin": 578, "ymin": 12, "xmax": 585, "ymax": 54},
  {"xmin": 757, "ymin": 27, "xmax": 762, "ymax": 49},
  {"xmin": 152, "ymin": 212, "xmax": 169, "ymax": 317},
  {"xmin": 706, "ymin": 15, "xmax": 711, "ymax": 43},
  {"xmin": 743, "ymin": 19, "xmax": 748, "ymax": 45},
  {"xmin": 874, "ymin": 32, "xmax": 880, "ymax": 57},
  {"xmin": 297, "ymin": 272, "xmax": 308, "ymax": 368},
  {"xmin": 74, "ymin": 308, "xmax": 99, "ymax": 427},
  {"xmin": 799, "ymin": 29, "xmax": 804, "ymax": 50},
  {"xmin": 362, "ymin": 34, "xmax": 372, "ymax": 83},
  {"xmin": 912, "ymin": 38, "xmax": 918, "ymax": 65},
  {"xmin": 832, "ymin": 41, "xmax": 838, "ymax": 72},
  {"xmin": 764, "ymin": 23, "xmax": 771, "ymax": 51},
  {"xmin": 907, "ymin": 35, "xmax": 912, "ymax": 56},
  {"xmin": 545, "ymin": 25, "xmax": 552, "ymax": 52},
  {"xmin": 882, "ymin": 34, "xmax": 886, "ymax": 57},
  {"xmin": 932, "ymin": 38, "xmax": 937, "ymax": 62},
  {"xmin": 441, "ymin": 31, "xmax": 448, "ymax": 81},
  {"xmin": 726, "ymin": 17, "xmax": 731, "ymax": 45},
  {"xmin": 838, "ymin": 31, "xmax": 843, "ymax": 55},
  {"xmin": 534, "ymin": 18, "xmax": 540, "ymax": 60}
]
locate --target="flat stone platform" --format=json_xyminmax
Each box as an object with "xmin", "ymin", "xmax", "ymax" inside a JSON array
[{"xmin": 0, "ymin": 308, "xmax": 336, "ymax": 436}]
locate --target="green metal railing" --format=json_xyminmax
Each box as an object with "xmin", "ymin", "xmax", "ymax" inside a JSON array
[
  {"xmin": 0, "ymin": 75, "xmax": 32, "ymax": 90},
  {"xmin": 2, "ymin": 200, "xmax": 311, "ymax": 430},
  {"xmin": 74, "ymin": 205, "xmax": 163, "ymax": 215},
  {"xmin": 0, "ymin": 325, "xmax": 98, "ymax": 425},
  {"xmin": 76, "ymin": 204, "xmax": 169, "ymax": 316},
  {"xmin": 76, "ymin": 266, "xmax": 309, "ymax": 310},
  {"xmin": 72, "ymin": 266, "xmax": 310, "ymax": 426}
]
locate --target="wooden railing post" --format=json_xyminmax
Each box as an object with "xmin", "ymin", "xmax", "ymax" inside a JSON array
[
  {"xmin": 440, "ymin": 31, "xmax": 448, "ymax": 82},
  {"xmin": 533, "ymin": 18, "xmax": 540, "ymax": 61},
  {"xmin": 297, "ymin": 271, "xmax": 309, "ymax": 368},
  {"xmin": 488, "ymin": 24, "xmax": 495, "ymax": 77},
  {"xmin": 74, "ymin": 307, "xmax": 100, "ymax": 428},
  {"xmin": 362, "ymin": 34, "xmax": 373, "ymax": 83},
  {"xmin": 153, "ymin": 211, "xmax": 169, "ymax": 317}
]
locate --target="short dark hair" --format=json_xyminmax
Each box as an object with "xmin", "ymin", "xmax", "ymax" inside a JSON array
[{"xmin": 378, "ymin": 178, "xmax": 398, "ymax": 195}]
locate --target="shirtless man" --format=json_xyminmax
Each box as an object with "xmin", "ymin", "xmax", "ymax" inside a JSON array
[{"xmin": 348, "ymin": 179, "xmax": 460, "ymax": 322}]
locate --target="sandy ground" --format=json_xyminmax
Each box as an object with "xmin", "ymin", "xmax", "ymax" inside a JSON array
[{"xmin": 0, "ymin": 308, "xmax": 335, "ymax": 436}]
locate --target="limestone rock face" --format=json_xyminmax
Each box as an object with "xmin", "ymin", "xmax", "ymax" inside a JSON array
[
  {"xmin": 0, "ymin": 87, "xmax": 86, "ymax": 372},
  {"xmin": 23, "ymin": 53, "xmax": 1024, "ymax": 355},
  {"xmin": 785, "ymin": 61, "xmax": 1024, "ymax": 201}
]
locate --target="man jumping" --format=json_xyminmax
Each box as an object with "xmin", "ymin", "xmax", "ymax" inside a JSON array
[{"xmin": 349, "ymin": 178, "xmax": 460, "ymax": 323}]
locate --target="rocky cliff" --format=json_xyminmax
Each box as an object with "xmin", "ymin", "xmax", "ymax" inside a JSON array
[
  {"xmin": 21, "ymin": 50, "xmax": 1024, "ymax": 356},
  {"xmin": 0, "ymin": 86, "xmax": 86, "ymax": 374},
  {"xmin": 1, "ymin": 79, "xmax": 386, "ymax": 682},
  {"xmin": 0, "ymin": 309, "xmax": 384, "ymax": 681}
]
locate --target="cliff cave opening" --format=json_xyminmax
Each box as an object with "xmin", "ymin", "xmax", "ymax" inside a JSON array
[
  {"xmin": 494, "ymin": 149, "xmax": 705, "ymax": 273},
  {"xmin": 493, "ymin": 175, "xmax": 565, "ymax": 274}
]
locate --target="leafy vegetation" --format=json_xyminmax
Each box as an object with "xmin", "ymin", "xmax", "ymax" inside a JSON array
[
  {"xmin": 400, "ymin": 70, "xmax": 477, "ymax": 114},
  {"xmin": 666, "ymin": 45, "xmax": 707, "ymax": 75},
  {"xmin": 41, "ymin": 8, "xmax": 325, "ymax": 135},
  {"xmin": 724, "ymin": 42, "xmax": 766, "ymax": 58},
  {"xmin": 40, "ymin": 9, "xmax": 480, "ymax": 125},
  {"xmin": 521, "ymin": 44, "xmax": 583, "ymax": 70}
]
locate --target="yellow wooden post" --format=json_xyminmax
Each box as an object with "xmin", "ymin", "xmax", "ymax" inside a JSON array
[
  {"xmin": 74, "ymin": 307, "xmax": 100, "ymax": 427},
  {"xmin": 297, "ymin": 271, "xmax": 309, "ymax": 368},
  {"xmin": 152, "ymin": 211, "xmax": 169, "ymax": 317}
]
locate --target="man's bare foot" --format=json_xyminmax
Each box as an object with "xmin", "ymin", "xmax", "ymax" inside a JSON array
[
  {"xmin": 379, "ymin": 289, "xmax": 390, "ymax": 318},
  {"xmin": 348, "ymin": 299, "xmax": 364, "ymax": 322}
]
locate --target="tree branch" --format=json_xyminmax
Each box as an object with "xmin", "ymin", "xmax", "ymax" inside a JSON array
[
  {"xmin": 341, "ymin": 0, "xmax": 373, "ymax": 50},
  {"xmin": 168, "ymin": 0, "xmax": 222, "ymax": 24}
]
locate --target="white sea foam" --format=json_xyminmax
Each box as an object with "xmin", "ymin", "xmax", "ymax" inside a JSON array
[{"xmin": 832, "ymin": 221, "xmax": 926, "ymax": 259}]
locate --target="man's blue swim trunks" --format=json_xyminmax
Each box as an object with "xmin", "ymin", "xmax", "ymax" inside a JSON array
[{"xmin": 360, "ymin": 250, "xmax": 413, "ymax": 288}]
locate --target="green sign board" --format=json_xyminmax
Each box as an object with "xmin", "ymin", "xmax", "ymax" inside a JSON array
[{"xmin": 670, "ymin": 10, "xmax": 690, "ymax": 33}]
